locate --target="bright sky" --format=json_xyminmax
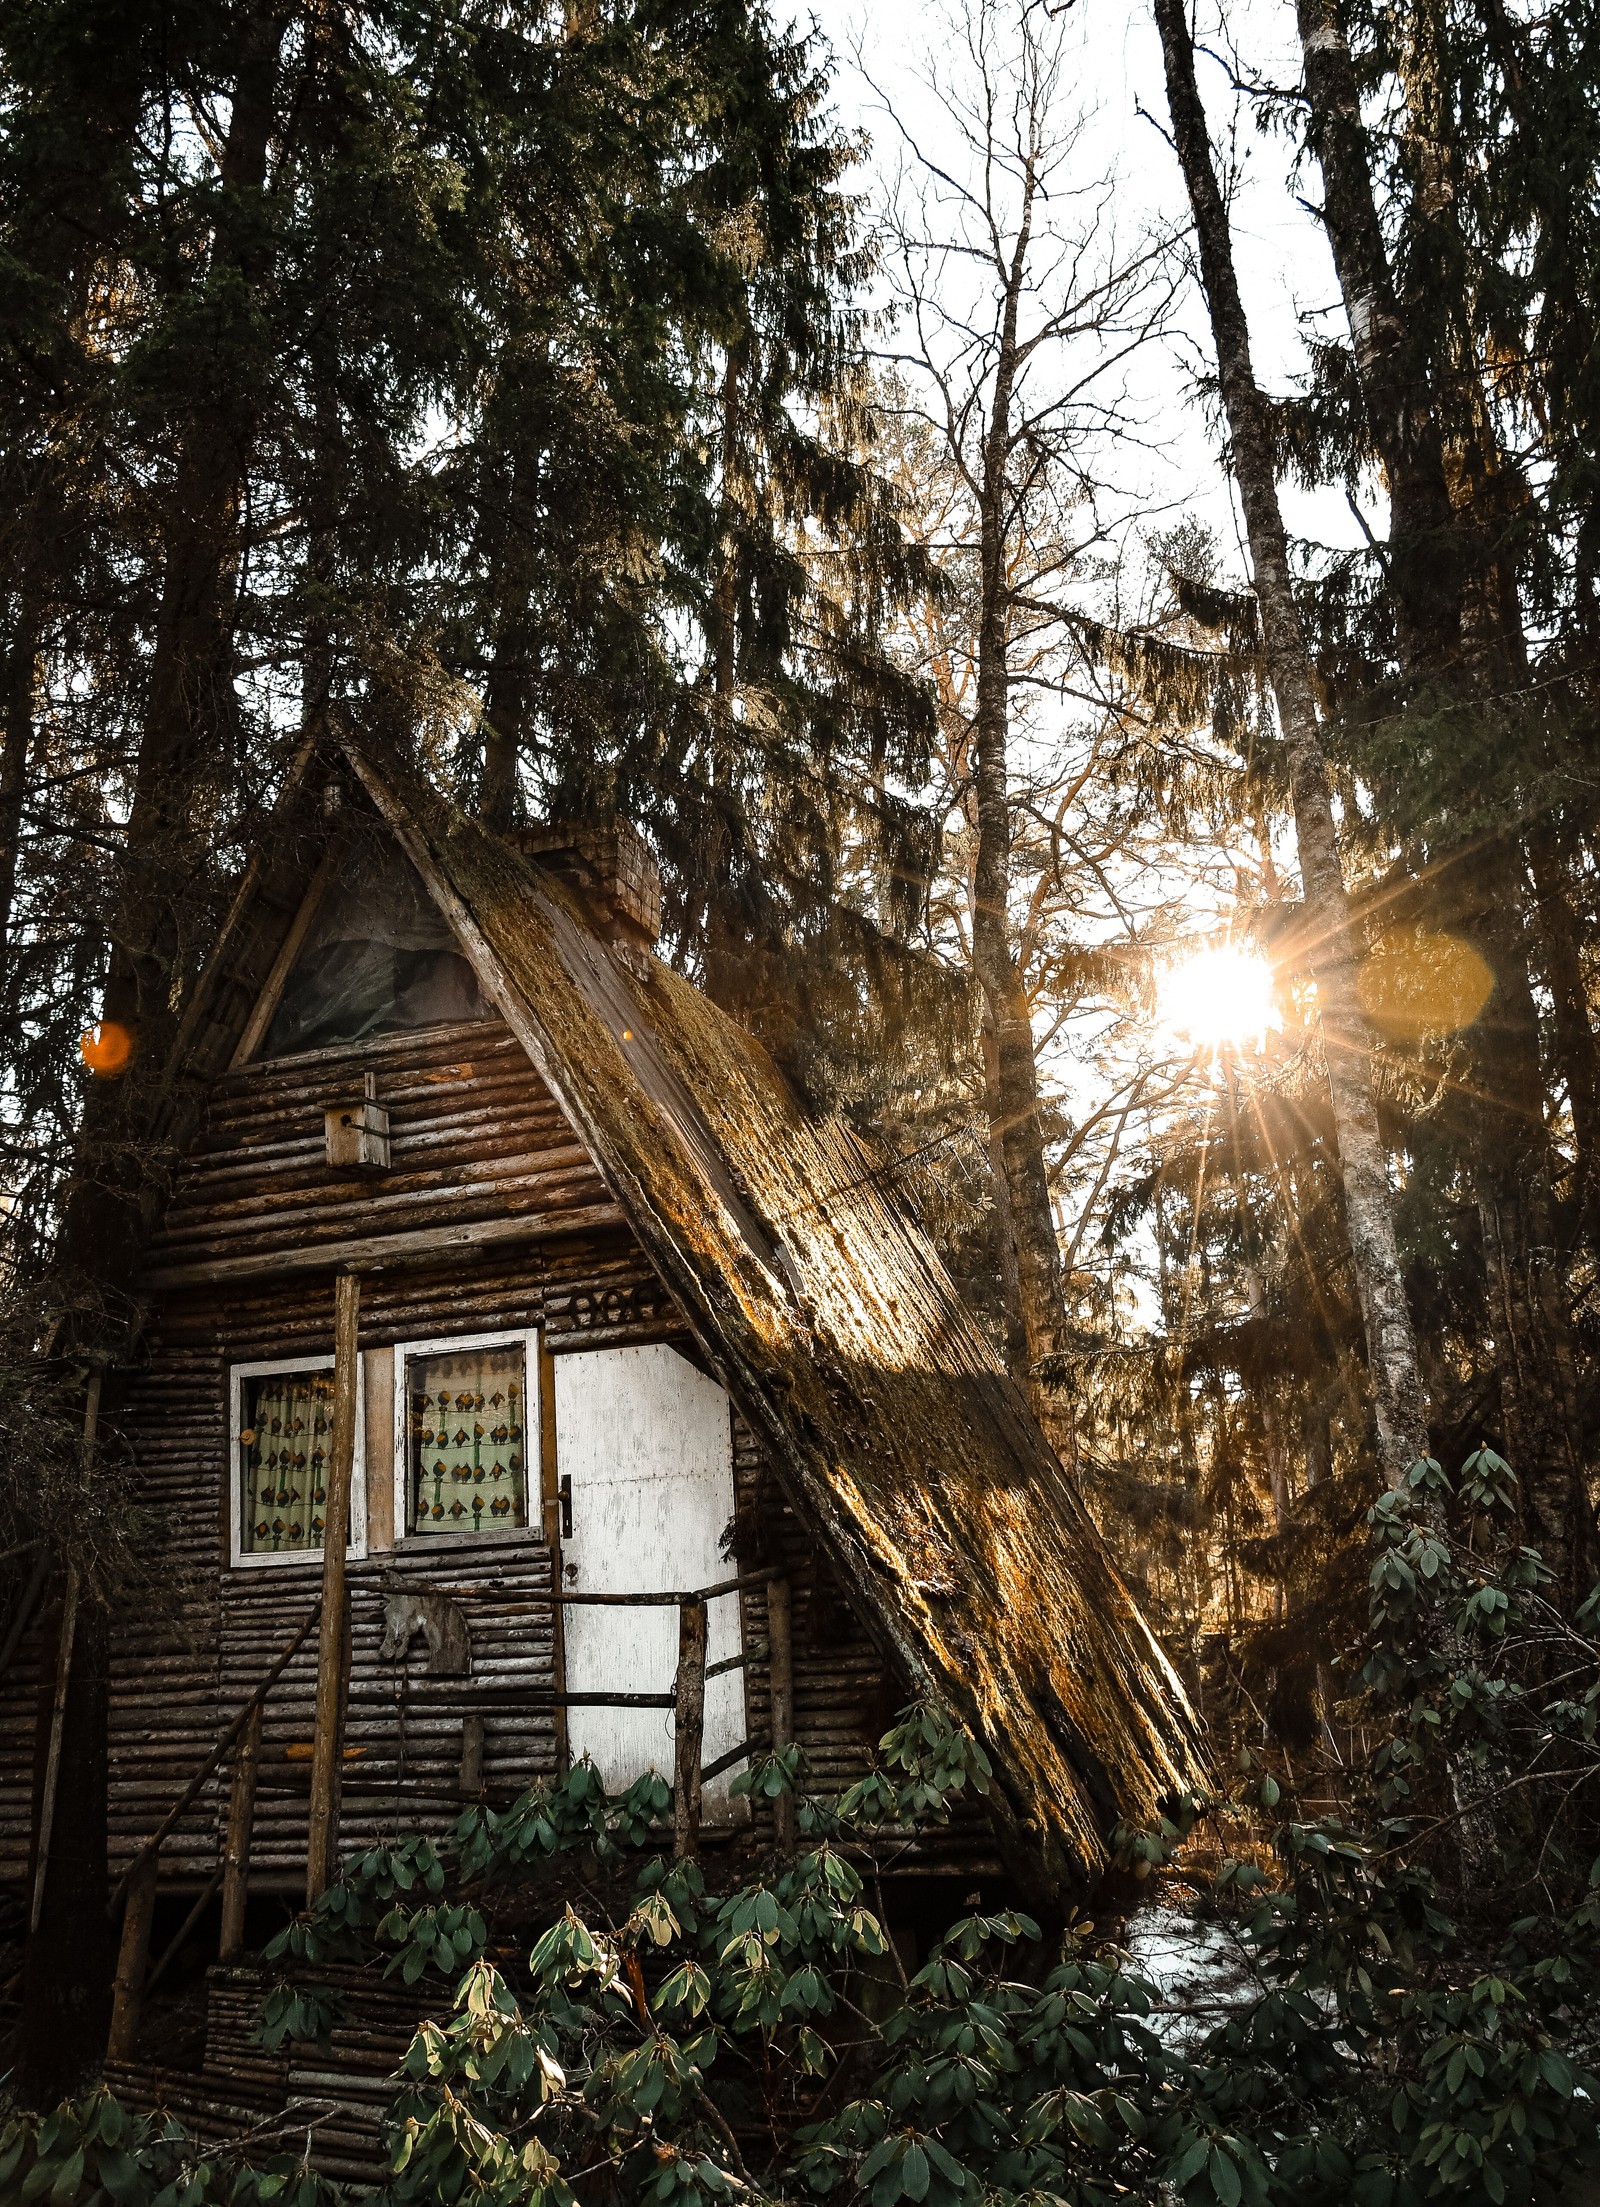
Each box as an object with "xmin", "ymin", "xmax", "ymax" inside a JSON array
[
  {"xmin": 806, "ymin": 0, "xmax": 1369, "ymax": 567},
  {"xmin": 800, "ymin": 0, "xmax": 1353, "ymax": 1312}
]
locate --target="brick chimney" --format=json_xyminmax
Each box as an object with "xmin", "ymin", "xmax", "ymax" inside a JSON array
[{"xmin": 513, "ymin": 819, "xmax": 662, "ymax": 965}]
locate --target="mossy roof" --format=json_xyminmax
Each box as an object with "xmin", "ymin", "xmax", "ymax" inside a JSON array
[{"xmin": 203, "ymin": 736, "xmax": 1208, "ymax": 1896}]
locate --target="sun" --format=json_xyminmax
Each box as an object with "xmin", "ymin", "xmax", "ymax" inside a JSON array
[{"xmin": 1158, "ymin": 943, "xmax": 1275, "ymax": 1050}]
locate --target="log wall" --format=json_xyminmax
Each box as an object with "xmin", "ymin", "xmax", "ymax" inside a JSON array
[{"xmin": 0, "ymin": 1015, "xmax": 946, "ymax": 1891}]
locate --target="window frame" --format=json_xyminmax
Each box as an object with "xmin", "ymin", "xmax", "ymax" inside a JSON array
[
  {"xmin": 391, "ymin": 1326, "xmax": 542, "ymax": 1551},
  {"xmin": 233, "ymin": 837, "xmax": 493, "ymax": 1067},
  {"xmin": 229, "ymin": 1352, "xmax": 369, "ymax": 1571}
]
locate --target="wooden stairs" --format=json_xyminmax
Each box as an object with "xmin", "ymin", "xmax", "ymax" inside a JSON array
[
  {"xmin": 90, "ymin": 1566, "xmax": 801, "ymax": 2186},
  {"xmin": 104, "ymin": 1960, "xmax": 446, "ymax": 2186}
]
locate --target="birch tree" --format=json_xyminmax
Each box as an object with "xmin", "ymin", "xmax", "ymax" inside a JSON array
[
  {"xmin": 1151, "ymin": 0, "xmax": 1431, "ymax": 1488},
  {"xmin": 868, "ymin": 0, "xmax": 1174, "ymax": 1428},
  {"xmin": 1283, "ymin": 0, "xmax": 1593, "ymax": 1596}
]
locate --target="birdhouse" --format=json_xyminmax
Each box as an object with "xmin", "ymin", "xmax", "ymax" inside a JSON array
[{"xmin": 325, "ymin": 1074, "xmax": 390, "ymax": 1170}]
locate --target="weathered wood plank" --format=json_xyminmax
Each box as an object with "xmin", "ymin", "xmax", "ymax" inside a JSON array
[
  {"xmin": 306, "ymin": 1273, "xmax": 360, "ymax": 1904},
  {"xmin": 143, "ymin": 1205, "xmax": 625, "ymax": 1288},
  {"xmin": 0, "ymin": 1009, "xmax": 905, "ymax": 1890}
]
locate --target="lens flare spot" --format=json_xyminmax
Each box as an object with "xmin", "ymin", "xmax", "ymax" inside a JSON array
[
  {"xmin": 1356, "ymin": 930, "xmax": 1494, "ymax": 1041},
  {"xmin": 80, "ymin": 1020, "xmax": 135, "ymax": 1077},
  {"xmin": 1158, "ymin": 944, "xmax": 1275, "ymax": 1048}
]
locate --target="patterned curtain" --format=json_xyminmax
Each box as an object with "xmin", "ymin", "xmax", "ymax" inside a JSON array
[
  {"xmin": 239, "ymin": 1369, "xmax": 337, "ymax": 1556},
  {"xmin": 407, "ymin": 1342, "xmax": 528, "ymax": 1536}
]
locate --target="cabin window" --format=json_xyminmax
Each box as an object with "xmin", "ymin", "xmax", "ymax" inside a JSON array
[
  {"xmin": 261, "ymin": 835, "xmax": 489, "ymax": 1058},
  {"xmin": 394, "ymin": 1331, "xmax": 536, "ymax": 1541},
  {"xmin": 230, "ymin": 1356, "xmax": 367, "ymax": 1569}
]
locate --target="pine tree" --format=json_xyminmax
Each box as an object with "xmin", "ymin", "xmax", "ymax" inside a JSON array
[
  {"xmin": 1285, "ymin": 0, "xmax": 1596, "ymax": 1596},
  {"xmin": 434, "ymin": 0, "xmax": 939, "ymax": 1094},
  {"xmin": 0, "ymin": 0, "xmax": 942, "ymax": 2094},
  {"xmin": 1152, "ymin": 0, "xmax": 1430, "ymax": 1490}
]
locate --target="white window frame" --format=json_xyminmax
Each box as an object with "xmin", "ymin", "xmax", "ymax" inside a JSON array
[
  {"xmin": 229, "ymin": 1353, "xmax": 368, "ymax": 1571},
  {"xmin": 392, "ymin": 1326, "xmax": 541, "ymax": 1550}
]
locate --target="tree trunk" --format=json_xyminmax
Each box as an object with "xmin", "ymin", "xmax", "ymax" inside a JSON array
[
  {"xmin": 1293, "ymin": 0, "xmax": 1594, "ymax": 1579},
  {"xmin": 1155, "ymin": 0, "xmax": 1430, "ymax": 1488},
  {"xmin": 980, "ymin": 1008, "xmax": 1030, "ymax": 1378},
  {"xmin": 968, "ymin": 175, "xmax": 1066, "ymax": 1424},
  {"xmin": 1300, "ymin": 1393, "xmax": 1343, "ymax": 1755},
  {"xmin": 973, "ymin": 902, "xmax": 1066, "ymax": 1419},
  {"xmin": 1527, "ymin": 830, "xmax": 1600, "ymax": 1247},
  {"xmin": 1464, "ymin": 881, "xmax": 1592, "ymax": 1601},
  {"xmin": 0, "ymin": 18, "xmax": 147, "ymax": 992},
  {"xmin": 482, "ymin": 618, "xmax": 533, "ymax": 828},
  {"xmin": 54, "ymin": 2, "xmax": 288, "ymax": 1305},
  {"xmin": 25, "ymin": 8, "xmax": 290, "ymax": 2094},
  {"xmin": 17, "ymin": 1587, "xmax": 111, "ymax": 2105},
  {"xmin": 482, "ymin": 438, "xmax": 544, "ymax": 828},
  {"xmin": 0, "ymin": 599, "xmax": 39, "ymax": 984},
  {"xmin": 102, "ymin": 1, "xmax": 286, "ymax": 1043},
  {"xmin": 712, "ymin": 342, "xmax": 745, "ymax": 727},
  {"xmin": 1294, "ymin": 0, "xmax": 1464, "ymax": 673},
  {"xmin": 1222, "ymin": 1057, "xmax": 1290, "ymax": 1618},
  {"xmin": 1, "ymin": 6, "xmax": 161, "ymax": 2112}
]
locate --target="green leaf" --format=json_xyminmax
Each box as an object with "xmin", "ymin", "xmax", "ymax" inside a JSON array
[
  {"xmin": 1539, "ymin": 2047, "xmax": 1575, "ymax": 2096},
  {"xmin": 1112, "ymin": 2094, "xmax": 1146, "ymax": 2140},
  {"xmin": 923, "ymin": 2139, "xmax": 965, "ymax": 2184},
  {"xmin": 95, "ymin": 2149, "xmax": 141, "ymax": 2203},
  {"xmin": 1208, "ymin": 2145, "xmax": 1242, "ymax": 2207},
  {"xmin": 1171, "ymin": 2132, "xmax": 1211, "ymax": 2187},
  {"xmin": 49, "ymin": 2147, "xmax": 85, "ymax": 2205}
]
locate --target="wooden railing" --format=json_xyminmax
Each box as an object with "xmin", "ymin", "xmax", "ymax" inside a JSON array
[
  {"xmin": 104, "ymin": 1567, "xmax": 795, "ymax": 2064},
  {"xmin": 545, "ymin": 1565, "xmax": 794, "ymax": 1860},
  {"xmin": 107, "ymin": 1601, "xmax": 322, "ymax": 2061}
]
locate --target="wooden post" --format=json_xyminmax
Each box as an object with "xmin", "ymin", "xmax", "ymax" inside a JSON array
[
  {"xmin": 219, "ymin": 1701, "xmax": 261, "ymax": 1960},
  {"xmin": 30, "ymin": 1373, "xmax": 98, "ymax": 1938},
  {"xmin": 30, "ymin": 1561, "xmax": 81, "ymax": 1935},
  {"xmin": 107, "ymin": 1851, "xmax": 158, "ymax": 2062},
  {"xmin": 307, "ymin": 1271, "xmax": 360, "ymax": 1907},
  {"xmin": 673, "ymin": 1599, "xmax": 707, "ymax": 1860},
  {"xmin": 766, "ymin": 1577, "xmax": 796, "ymax": 1852},
  {"xmin": 539, "ymin": 1336, "xmax": 569, "ymax": 1773},
  {"xmin": 458, "ymin": 1713, "xmax": 485, "ymax": 1796}
]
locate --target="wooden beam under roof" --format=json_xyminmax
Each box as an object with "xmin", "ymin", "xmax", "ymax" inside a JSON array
[{"xmin": 140, "ymin": 1203, "xmax": 625, "ymax": 1289}]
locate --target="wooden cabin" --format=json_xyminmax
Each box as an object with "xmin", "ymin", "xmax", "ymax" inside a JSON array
[{"xmin": 1, "ymin": 734, "xmax": 1203, "ymax": 2017}]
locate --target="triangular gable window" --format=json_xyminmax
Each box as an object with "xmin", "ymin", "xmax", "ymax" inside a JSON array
[{"xmin": 261, "ymin": 835, "xmax": 489, "ymax": 1058}]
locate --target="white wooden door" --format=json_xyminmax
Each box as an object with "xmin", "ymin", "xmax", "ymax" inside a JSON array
[{"xmin": 553, "ymin": 1344, "xmax": 745, "ymax": 1814}]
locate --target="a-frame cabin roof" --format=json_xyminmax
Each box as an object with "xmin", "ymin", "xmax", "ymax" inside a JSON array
[{"xmin": 163, "ymin": 733, "xmax": 1206, "ymax": 1897}]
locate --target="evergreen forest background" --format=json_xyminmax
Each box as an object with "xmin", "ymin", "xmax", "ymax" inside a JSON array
[{"xmin": 5, "ymin": 0, "xmax": 1600, "ymax": 2197}]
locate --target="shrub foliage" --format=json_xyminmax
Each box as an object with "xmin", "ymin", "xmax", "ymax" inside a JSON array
[{"xmin": 4, "ymin": 1451, "xmax": 1599, "ymax": 2206}]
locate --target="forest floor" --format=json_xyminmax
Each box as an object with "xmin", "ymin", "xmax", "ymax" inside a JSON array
[{"xmin": 1118, "ymin": 1885, "xmax": 1259, "ymax": 2050}]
